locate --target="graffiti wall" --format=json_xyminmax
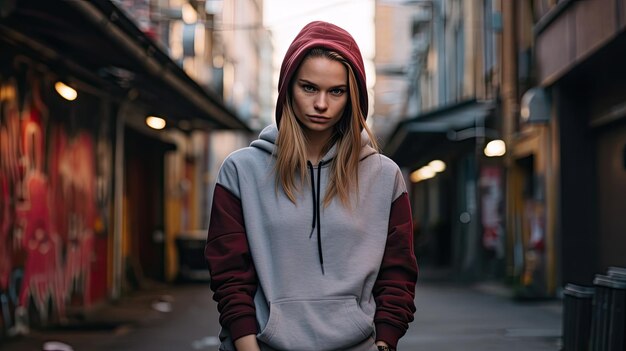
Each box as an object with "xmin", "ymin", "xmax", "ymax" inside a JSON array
[{"xmin": 0, "ymin": 62, "xmax": 112, "ymax": 336}]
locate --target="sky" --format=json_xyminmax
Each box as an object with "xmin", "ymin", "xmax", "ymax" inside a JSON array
[{"xmin": 263, "ymin": 0, "xmax": 376, "ymax": 94}]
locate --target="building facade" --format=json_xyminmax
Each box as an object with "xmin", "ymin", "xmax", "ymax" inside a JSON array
[
  {"xmin": 382, "ymin": 0, "xmax": 626, "ymax": 298},
  {"xmin": 522, "ymin": 0, "xmax": 626, "ymax": 291},
  {"xmin": 0, "ymin": 0, "xmax": 257, "ymax": 338},
  {"xmin": 379, "ymin": 0, "xmax": 502, "ymax": 281},
  {"xmin": 500, "ymin": 0, "xmax": 558, "ymax": 298}
]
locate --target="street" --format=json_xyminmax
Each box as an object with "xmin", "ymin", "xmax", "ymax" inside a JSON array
[
  {"xmin": 401, "ymin": 281, "xmax": 561, "ymax": 350},
  {"xmin": 0, "ymin": 272, "xmax": 562, "ymax": 351}
]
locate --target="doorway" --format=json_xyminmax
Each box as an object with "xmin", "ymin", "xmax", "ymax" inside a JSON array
[
  {"xmin": 595, "ymin": 120, "xmax": 626, "ymax": 270},
  {"xmin": 124, "ymin": 127, "xmax": 174, "ymax": 284}
]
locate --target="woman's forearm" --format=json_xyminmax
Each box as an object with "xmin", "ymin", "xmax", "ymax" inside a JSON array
[{"xmin": 234, "ymin": 334, "xmax": 260, "ymax": 351}]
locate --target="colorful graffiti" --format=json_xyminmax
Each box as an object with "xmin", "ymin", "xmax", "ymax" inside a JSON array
[{"xmin": 0, "ymin": 70, "xmax": 108, "ymax": 337}]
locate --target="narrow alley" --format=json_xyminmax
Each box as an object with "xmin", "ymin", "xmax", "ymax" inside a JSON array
[{"xmin": 3, "ymin": 0, "xmax": 623, "ymax": 350}]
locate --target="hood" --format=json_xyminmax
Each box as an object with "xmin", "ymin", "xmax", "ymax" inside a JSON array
[
  {"xmin": 250, "ymin": 124, "xmax": 377, "ymax": 162},
  {"xmin": 250, "ymin": 124, "xmax": 278, "ymax": 155},
  {"xmin": 275, "ymin": 21, "xmax": 368, "ymax": 128}
]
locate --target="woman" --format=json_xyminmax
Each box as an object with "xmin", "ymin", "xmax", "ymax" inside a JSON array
[{"xmin": 205, "ymin": 21, "xmax": 418, "ymax": 351}]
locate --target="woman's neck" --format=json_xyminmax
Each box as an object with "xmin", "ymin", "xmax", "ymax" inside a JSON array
[
  {"xmin": 305, "ymin": 131, "xmax": 332, "ymax": 165},
  {"xmin": 307, "ymin": 144, "xmax": 324, "ymax": 165}
]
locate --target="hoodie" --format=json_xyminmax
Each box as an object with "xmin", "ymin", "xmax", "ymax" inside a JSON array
[
  {"xmin": 205, "ymin": 125, "xmax": 418, "ymax": 351},
  {"xmin": 275, "ymin": 20, "xmax": 369, "ymax": 128}
]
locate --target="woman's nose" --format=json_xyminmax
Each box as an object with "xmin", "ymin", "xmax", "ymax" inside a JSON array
[{"xmin": 314, "ymin": 93, "xmax": 328, "ymax": 111}]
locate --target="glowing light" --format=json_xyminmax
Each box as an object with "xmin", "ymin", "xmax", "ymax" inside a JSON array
[
  {"xmin": 146, "ymin": 116, "xmax": 166, "ymax": 130},
  {"xmin": 410, "ymin": 165, "xmax": 436, "ymax": 183},
  {"xmin": 484, "ymin": 139, "xmax": 506, "ymax": 157},
  {"xmin": 410, "ymin": 170, "xmax": 421, "ymax": 183},
  {"xmin": 55, "ymin": 82, "xmax": 77, "ymax": 101},
  {"xmin": 428, "ymin": 160, "xmax": 446, "ymax": 173},
  {"xmin": 417, "ymin": 166, "xmax": 435, "ymax": 179}
]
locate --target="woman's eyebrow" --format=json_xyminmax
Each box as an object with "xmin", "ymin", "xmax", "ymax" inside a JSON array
[
  {"xmin": 298, "ymin": 79, "xmax": 347, "ymax": 89},
  {"xmin": 297, "ymin": 79, "xmax": 317, "ymax": 86}
]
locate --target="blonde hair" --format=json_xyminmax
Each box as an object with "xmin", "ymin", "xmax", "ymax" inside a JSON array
[{"xmin": 275, "ymin": 48, "xmax": 379, "ymax": 207}]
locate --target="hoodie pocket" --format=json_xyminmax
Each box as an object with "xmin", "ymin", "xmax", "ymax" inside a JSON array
[{"xmin": 257, "ymin": 296, "xmax": 373, "ymax": 351}]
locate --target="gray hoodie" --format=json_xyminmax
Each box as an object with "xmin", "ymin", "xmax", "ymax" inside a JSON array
[{"xmin": 212, "ymin": 124, "xmax": 411, "ymax": 351}]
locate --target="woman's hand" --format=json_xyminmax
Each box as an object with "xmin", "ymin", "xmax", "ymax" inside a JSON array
[
  {"xmin": 234, "ymin": 334, "xmax": 261, "ymax": 351},
  {"xmin": 376, "ymin": 340, "xmax": 393, "ymax": 351}
]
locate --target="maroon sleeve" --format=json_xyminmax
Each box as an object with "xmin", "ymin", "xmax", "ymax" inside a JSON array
[
  {"xmin": 374, "ymin": 192, "xmax": 418, "ymax": 349},
  {"xmin": 205, "ymin": 183, "xmax": 258, "ymax": 341}
]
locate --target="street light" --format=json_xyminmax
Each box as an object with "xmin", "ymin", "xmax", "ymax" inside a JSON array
[
  {"xmin": 428, "ymin": 159, "xmax": 446, "ymax": 172},
  {"xmin": 484, "ymin": 139, "xmax": 506, "ymax": 157},
  {"xmin": 146, "ymin": 116, "xmax": 166, "ymax": 130},
  {"xmin": 54, "ymin": 81, "xmax": 77, "ymax": 101},
  {"xmin": 410, "ymin": 159, "xmax": 446, "ymax": 183}
]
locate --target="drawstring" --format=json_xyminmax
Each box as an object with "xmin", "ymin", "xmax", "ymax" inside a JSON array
[
  {"xmin": 307, "ymin": 160, "xmax": 325, "ymax": 274},
  {"xmin": 308, "ymin": 161, "xmax": 316, "ymax": 233},
  {"xmin": 316, "ymin": 163, "xmax": 323, "ymax": 274}
]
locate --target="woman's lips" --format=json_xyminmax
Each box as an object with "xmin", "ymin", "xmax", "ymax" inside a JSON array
[{"xmin": 308, "ymin": 115, "xmax": 330, "ymax": 123}]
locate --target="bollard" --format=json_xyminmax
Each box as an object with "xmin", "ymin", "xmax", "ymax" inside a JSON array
[
  {"xmin": 608, "ymin": 266, "xmax": 626, "ymax": 281},
  {"xmin": 590, "ymin": 274, "xmax": 626, "ymax": 351},
  {"xmin": 563, "ymin": 284, "xmax": 594, "ymax": 351}
]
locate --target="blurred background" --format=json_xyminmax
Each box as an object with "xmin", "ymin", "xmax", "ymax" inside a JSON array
[{"xmin": 1, "ymin": 0, "xmax": 625, "ymax": 349}]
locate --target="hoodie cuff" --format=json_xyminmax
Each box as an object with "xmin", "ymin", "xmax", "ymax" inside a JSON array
[
  {"xmin": 375, "ymin": 322, "xmax": 404, "ymax": 349},
  {"xmin": 229, "ymin": 315, "xmax": 259, "ymax": 342}
]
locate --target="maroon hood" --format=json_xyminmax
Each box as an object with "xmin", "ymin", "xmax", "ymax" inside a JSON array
[{"xmin": 275, "ymin": 21, "xmax": 368, "ymax": 128}]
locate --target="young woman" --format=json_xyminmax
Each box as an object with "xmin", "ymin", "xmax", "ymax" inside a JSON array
[{"xmin": 205, "ymin": 21, "xmax": 418, "ymax": 351}]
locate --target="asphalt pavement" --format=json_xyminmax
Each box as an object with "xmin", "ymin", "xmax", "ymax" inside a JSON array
[
  {"xmin": 400, "ymin": 279, "xmax": 562, "ymax": 350},
  {"xmin": 0, "ymin": 272, "xmax": 562, "ymax": 351}
]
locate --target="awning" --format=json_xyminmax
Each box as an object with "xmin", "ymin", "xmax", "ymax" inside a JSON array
[
  {"xmin": 384, "ymin": 99, "xmax": 495, "ymax": 168},
  {"xmin": 0, "ymin": 0, "xmax": 249, "ymax": 131}
]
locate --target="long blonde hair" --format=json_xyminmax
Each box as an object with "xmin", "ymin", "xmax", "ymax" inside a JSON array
[{"xmin": 275, "ymin": 48, "xmax": 379, "ymax": 207}]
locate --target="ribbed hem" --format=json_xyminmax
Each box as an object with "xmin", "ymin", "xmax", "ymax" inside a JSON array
[
  {"xmin": 229, "ymin": 316, "xmax": 259, "ymax": 342},
  {"xmin": 375, "ymin": 323, "xmax": 404, "ymax": 349}
]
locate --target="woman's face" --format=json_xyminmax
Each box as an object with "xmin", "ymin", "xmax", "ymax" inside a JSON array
[{"xmin": 291, "ymin": 56, "xmax": 348, "ymax": 142}]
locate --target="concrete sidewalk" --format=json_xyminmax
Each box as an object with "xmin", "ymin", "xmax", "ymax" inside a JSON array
[
  {"xmin": 0, "ymin": 280, "xmax": 187, "ymax": 351},
  {"xmin": 399, "ymin": 277, "xmax": 562, "ymax": 350},
  {"xmin": 0, "ymin": 276, "xmax": 563, "ymax": 350}
]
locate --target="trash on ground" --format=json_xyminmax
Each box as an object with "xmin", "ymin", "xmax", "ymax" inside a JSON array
[
  {"xmin": 43, "ymin": 341, "xmax": 74, "ymax": 351},
  {"xmin": 151, "ymin": 300, "xmax": 172, "ymax": 313}
]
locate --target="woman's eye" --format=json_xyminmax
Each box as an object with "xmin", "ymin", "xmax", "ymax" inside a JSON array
[
  {"xmin": 330, "ymin": 88, "xmax": 346, "ymax": 96},
  {"xmin": 302, "ymin": 85, "xmax": 316, "ymax": 92}
]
